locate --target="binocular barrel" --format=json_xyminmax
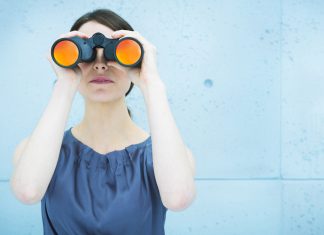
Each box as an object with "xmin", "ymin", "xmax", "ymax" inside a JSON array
[{"xmin": 51, "ymin": 32, "xmax": 144, "ymax": 69}]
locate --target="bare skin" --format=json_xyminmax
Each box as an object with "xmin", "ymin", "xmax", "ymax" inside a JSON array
[
  {"xmin": 72, "ymin": 21, "xmax": 150, "ymax": 153},
  {"xmin": 72, "ymin": 22, "xmax": 149, "ymax": 153}
]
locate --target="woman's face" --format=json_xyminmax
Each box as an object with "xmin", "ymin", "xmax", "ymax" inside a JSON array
[{"xmin": 76, "ymin": 21, "xmax": 131, "ymax": 103}]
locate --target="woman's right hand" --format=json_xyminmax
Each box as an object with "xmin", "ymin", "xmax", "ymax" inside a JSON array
[{"xmin": 46, "ymin": 31, "xmax": 89, "ymax": 87}]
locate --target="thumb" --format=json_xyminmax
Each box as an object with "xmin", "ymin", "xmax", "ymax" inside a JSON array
[{"xmin": 73, "ymin": 66, "xmax": 82, "ymax": 81}]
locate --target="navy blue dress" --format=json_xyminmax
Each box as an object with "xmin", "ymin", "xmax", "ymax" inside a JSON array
[{"xmin": 41, "ymin": 127, "xmax": 168, "ymax": 235}]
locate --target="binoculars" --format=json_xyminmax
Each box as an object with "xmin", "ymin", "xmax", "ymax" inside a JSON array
[{"xmin": 51, "ymin": 32, "xmax": 144, "ymax": 69}]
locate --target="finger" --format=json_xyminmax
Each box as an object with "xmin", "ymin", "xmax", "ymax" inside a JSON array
[
  {"xmin": 111, "ymin": 30, "xmax": 140, "ymax": 40},
  {"xmin": 111, "ymin": 30, "xmax": 132, "ymax": 38},
  {"xmin": 112, "ymin": 30, "xmax": 150, "ymax": 49},
  {"xmin": 45, "ymin": 48, "xmax": 51, "ymax": 61},
  {"xmin": 73, "ymin": 66, "xmax": 82, "ymax": 80},
  {"xmin": 56, "ymin": 31, "xmax": 89, "ymax": 40},
  {"xmin": 67, "ymin": 30, "xmax": 89, "ymax": 38},
  {"xmin": 46, "ymin": 48, "xmax": 57, "ymax": 65}
]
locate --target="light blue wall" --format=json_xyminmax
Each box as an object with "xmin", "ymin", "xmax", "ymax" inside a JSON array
[{"xmin": 1, "ymin": 0, "xmax": 324, "ymax": 234}]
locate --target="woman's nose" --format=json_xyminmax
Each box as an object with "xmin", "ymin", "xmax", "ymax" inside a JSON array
[{"xmin": 93, "ymin": 48, "xmax": 108, "ymax": 71}]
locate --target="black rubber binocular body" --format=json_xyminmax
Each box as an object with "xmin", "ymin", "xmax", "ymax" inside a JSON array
[{"xmin": 51, "ymin": 32, "xmax": 144, "ymax": 69}]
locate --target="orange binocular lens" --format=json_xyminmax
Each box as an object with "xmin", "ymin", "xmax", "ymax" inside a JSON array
[
  {"xmin": 115, "ymin": 39, "xmax": 142, "ymax": 66},
  {"xmin": 52, "ymin": 40, "xmax": 80, "ymax": 67}
]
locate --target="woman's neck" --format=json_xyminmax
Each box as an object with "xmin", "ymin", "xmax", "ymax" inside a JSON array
[{"xmin": 73, "ymin": 97, "xmax": 148, "ymax": 151}]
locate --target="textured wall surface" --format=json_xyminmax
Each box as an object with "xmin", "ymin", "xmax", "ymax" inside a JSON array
[{"xmin": 1, "ymin": 0, "xmax": 324, "ymax": 234}]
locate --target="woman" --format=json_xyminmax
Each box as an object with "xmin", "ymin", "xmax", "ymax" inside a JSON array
[{"xmin": 10, "ymin": 8, "xmax": 196, "ymax": 235}]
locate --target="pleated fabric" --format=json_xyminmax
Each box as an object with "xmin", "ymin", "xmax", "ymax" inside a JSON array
[{"xmin": 41, "ymin": 127, "xmax": 167, "ymax": 235}]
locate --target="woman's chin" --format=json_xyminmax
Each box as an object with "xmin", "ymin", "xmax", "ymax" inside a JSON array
[{"xmin": 87, "ymin": 93, "xmax": 120, "ymax": 103}]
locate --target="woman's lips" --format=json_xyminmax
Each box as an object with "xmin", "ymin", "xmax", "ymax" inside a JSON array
[
  {"xmin": 90, "ymin": 80, "xmax": 113, "ymax": 84},
  {"xmin": 90, "ymin": 76, "xmax": 114, "ymax": 84}
]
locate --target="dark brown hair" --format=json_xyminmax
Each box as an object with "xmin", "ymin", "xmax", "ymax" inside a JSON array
[{"xmin": 70, "ymin": 8, "xmax": 135, "ymax": 118}]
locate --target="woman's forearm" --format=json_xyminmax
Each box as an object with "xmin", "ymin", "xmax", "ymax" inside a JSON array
[
  {"xmin": 141, "ymin": 77, "xmax": 196, "ymax": 211},
  {"xmin": 10, "ymin": 79, "xmax": 77, "ymax": 204}
]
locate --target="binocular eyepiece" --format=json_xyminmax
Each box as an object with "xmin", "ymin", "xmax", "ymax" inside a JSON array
[{"xmin": 51, "ymin": 32, "xmax": 144, "ymax": 69}]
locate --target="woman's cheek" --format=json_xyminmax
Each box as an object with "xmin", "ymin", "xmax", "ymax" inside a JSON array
[{"xmin": 77, "ymin": 82, "xmax": 87, "ymax": 97}]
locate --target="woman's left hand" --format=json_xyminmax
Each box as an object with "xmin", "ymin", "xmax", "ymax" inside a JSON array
[{"xmin": 110, "ymin": 30, "xmax": 163, "ymax": 91}]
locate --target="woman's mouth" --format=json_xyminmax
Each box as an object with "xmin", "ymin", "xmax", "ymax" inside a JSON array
[
  {"xmin": 90, "ymin": 76, "xmax": 114, "ymax": 84},
  {"xmin": 90, "ymin": 80, "xmax": 113, "ymax": 84}
]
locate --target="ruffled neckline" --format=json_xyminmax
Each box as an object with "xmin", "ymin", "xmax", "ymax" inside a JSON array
[{"xmin": 66, "ymin": 126, "xmax": 151, "ymax": 158}]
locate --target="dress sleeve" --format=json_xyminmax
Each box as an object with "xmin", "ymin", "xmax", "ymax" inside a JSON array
[
  {"xmin": 144, "ymin": 143, "xmax": 161, "ymax": 197},
  {"xmin": 145, "ymin": 143, "xmax": 161, "ymax": 198},
  {"xmin": 144, "ymin": 142, "xmax": 168, "ymax": 211},
  {"xmin": 43, "ymin": 143, "xmax": 68, "ymax": 198}
]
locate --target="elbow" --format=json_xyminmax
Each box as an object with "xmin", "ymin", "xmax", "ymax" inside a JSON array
[
  {"xmin": 12, "ymin": 186, "xmax": 42, "ymax": 205},
  {"xmin": 10, "ymin": 178, "xmax": 42, "ymax": 205},
  {"xmin": 163, "ymin": 189, "xmax": 197, "ymax": 212}
]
